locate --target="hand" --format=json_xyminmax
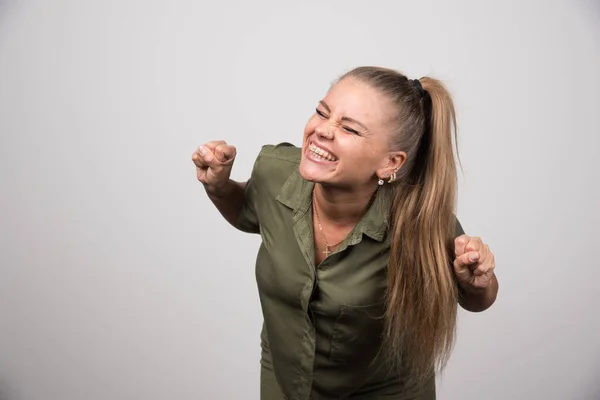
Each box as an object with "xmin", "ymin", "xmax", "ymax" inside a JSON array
[
  {"xmin": 453, "ymin": 235, "xmax": 496, "ymax": 293},
  {"xmin": 191, "ymin": 140, "xmax": 237, "ymax": 194}
]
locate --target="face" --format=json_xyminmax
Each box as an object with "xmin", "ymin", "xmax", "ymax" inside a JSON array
[{"xmin": 299, "ymin": 77, "xmax": 405, "ymax": 189}]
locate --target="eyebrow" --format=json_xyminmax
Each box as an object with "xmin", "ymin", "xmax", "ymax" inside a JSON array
[{"xmin": 319, "ymin": 100, "xmax": 369, "ymax": 132}]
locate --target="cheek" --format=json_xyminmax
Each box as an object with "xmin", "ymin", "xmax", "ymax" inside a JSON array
[
  {"xmin": 304, "ymin": 115, "xmax": 319, "ymax": 136},
  {"xmin": 302, "ymin": 125, "xmax": 311, "ymax": 139},
  {"xmin": 349, "ymin": 144, "xmax": 382, "ymax": 170}
]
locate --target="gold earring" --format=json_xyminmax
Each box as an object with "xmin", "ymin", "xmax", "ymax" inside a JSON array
[{"xmin": 388, "ymin": 171, "xmax": 396, "ymax": 183}]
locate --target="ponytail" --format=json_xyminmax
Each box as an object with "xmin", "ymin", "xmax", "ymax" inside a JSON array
[
  {"xmin": 385, "ymin": 77, "xmax": 459, "ymax": 386},
  {"xmin": 340, "ymin": 67, "xmax": 461, "ymax": 389}
]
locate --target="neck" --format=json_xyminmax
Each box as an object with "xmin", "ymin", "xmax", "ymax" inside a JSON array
[{"xmin": 313, "ymin": 181, "xmax": 378, "ymax": 226}]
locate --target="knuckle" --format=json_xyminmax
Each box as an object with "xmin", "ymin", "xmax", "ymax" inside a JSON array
[
  {"xmin": 454, "ymin": 234, "xmax": 467, "ymax": 247},
  {"xmin": 207, "ymin": 140, "xmax": 226, "ymax": 150},
  {"xmin": 466, "ymin": 237, "xmax": 481, "ymax": 251}
]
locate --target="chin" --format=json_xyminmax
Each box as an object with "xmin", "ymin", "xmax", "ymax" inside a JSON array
[
  {"xmin": 298, "ymin": 161, "xmax": 320, "ymax": 183},
  {"xmin": 299, "ymin": 161, "xmax": 331, "ymax": 183}
]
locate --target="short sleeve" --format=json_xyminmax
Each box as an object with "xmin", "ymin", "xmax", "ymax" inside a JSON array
[
  {"xmin": 236, "ymin": 152, "xmax": 262, "ymax": 234},
  {"xmin": 235, "ymin": 142, "xmax": 301, "ymax": 234},
  {"xmin": 454, "ymin": 217, "xmax": 465, "ymax": 238}
]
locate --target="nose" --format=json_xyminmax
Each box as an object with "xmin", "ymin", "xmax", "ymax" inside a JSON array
[{"xmin": 315, "ymin": 125, "xmax": 333, "ymax": 140}]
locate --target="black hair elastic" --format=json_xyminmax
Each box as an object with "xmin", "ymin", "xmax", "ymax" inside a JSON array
[
  {"xmin": 412, "ymin": 79, "xmax": 423, "ymax": 90},
  {"xmin": 411, "ymin": 79, "xmax": 428, "ymax": 98}
]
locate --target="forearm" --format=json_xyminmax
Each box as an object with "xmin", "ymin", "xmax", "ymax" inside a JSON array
[
  {"xmin": 204, "ymin": 179, "xmax": 248, "ymax": 231},
  {"xmin": 458, "ymin": 273, "xmax": 499, "ymax": 312}
]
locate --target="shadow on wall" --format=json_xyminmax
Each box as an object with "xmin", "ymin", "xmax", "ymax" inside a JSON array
[
  {"xmin": 578, "ymin": 0, "xmax": 600, "ymax": 27},
  {"xmin": 0, "ymin": 376, "xmax": 22, "ymax": 400},
  {"xmin": 0, "ymin": 0, "xmax": 17, "ymax": 25}
]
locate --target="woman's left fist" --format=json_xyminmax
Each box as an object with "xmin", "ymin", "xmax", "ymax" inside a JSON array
[{"xmin": 453, "ymin": 235, "xmax": 496, "ymax": 292}]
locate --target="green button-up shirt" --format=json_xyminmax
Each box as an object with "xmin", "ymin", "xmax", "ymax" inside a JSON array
[{"xmin": 237, "ymin": 143, "xmax": 464, "ymax": 400}]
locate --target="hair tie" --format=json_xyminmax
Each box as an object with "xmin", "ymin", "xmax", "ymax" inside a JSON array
[{"xmin": 411, "ymin": 79, "xmax": 428, "ymax": 96}]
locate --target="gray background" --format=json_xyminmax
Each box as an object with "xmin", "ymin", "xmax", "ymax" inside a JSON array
[{"xmin": 1, "ymin": 0, "xmax": 599, "ymax": 399}]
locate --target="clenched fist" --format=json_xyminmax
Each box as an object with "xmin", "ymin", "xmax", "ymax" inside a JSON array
[
  {"xmin": 453, "ymin": 235, "xmax": 496, "ymax": 292},
  {"xmin": 192, "ymin": 140, "xmax": 237, "ymax": 195}
]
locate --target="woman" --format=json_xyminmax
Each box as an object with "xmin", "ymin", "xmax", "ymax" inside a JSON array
[{"xmin": 192, "ymin": 66, "xmax": 499, "ymax": 399}]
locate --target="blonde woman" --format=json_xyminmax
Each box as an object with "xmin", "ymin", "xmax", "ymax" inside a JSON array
[{"xmin": 192, "ymin": 66, "xmax": 499, "ymax": 399}]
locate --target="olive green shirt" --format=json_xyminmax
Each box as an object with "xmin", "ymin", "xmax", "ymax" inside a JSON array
[{"xmin": 237, "ymin": 143, "xmax": 464, "ymax": 400}]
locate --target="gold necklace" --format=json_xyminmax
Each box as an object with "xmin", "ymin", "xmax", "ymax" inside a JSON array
[{"xmin": 312, "ymin": 192, "xmax": 346, "ymax": 258}]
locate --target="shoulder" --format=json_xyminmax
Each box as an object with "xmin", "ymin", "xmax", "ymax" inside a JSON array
[
  {"xmin": 255, "ymin": 142, "xmax": 301, "ymax": 165},
  {"xmin": 251, "ymin": 142, "xmax": 301, "ymax": 176},
  {"xmin": 248, "ymin": 142, "xmax": 302, "ymax": 195}
]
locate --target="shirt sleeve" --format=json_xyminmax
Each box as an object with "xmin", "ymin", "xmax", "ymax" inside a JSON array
[
  {"xmin": 236, "ymin": 150, "xmax": 262, "ymax": 234},
  {"xmin": 454, "ymin": 217, "xmax": 465, "ymax": 238}
]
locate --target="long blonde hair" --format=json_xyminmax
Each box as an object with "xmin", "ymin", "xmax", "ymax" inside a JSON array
[{"xmin": 340, "ymin": 67, "xmax": 460, "ymax": 387}]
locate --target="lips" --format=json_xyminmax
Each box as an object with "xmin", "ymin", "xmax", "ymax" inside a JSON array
[{"xmin": 308, "ymin": 142, "xmax": 338, "ymax": 162}]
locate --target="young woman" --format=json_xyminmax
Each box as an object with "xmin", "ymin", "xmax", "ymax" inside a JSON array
[{"xmin": 192, "ymin": 66, "xmax": 498, "ymax": 399}]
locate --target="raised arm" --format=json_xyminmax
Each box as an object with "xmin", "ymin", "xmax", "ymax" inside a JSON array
[{"xmin": 192, "ymin": 141, "xmax": 256, "ymax": 232}]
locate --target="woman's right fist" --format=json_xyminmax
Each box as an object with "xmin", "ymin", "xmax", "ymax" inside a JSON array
[{"xmin": 192, "ymin": 140, "xmax": 237, "ymax": 192}]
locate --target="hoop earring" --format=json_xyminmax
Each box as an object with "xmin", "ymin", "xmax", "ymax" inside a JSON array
[{"xmin": 388, "ymin": 171, "xmax": 397, "ymax": 183}]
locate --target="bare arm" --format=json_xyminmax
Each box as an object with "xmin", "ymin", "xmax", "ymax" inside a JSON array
[
  {"xmin": 193, "ymin": 141, "xmax": 258, "ymax": 233},
  {"xmin": 458, "ymin": 273, "xmax": 499, "ymax": 312},
  {"xmin": 204, "ymin": 179, "xmax": 250, "ymax": 231},
  {"xmin": 454, "ymin": 235, "xmax": 499, "ymax": 312}
]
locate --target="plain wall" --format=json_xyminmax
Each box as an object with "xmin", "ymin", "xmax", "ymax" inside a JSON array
[{"xmin": 0, "ymin": 1, "xmax": 599, "ymax": 399}]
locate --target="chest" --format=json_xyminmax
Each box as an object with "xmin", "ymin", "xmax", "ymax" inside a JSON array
[
  {"xmin": 254, "ymin": 201, "xmax": 389, "ymax": 313},
  {"xmin": 312, "ymin": 220, "xmax": 354, "ymax": 266}
]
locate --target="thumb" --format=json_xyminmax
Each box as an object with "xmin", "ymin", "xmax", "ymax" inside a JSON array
[{"xmin": 454, "ymin": 251, "xmax": 480, "ymax": 270}]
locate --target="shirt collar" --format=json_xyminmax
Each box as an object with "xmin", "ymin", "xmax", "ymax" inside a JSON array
[{"xmin": 276, "ymin": 169, "xmax": 388, "ymax": 242}]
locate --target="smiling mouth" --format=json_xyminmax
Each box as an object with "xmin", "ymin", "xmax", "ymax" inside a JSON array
[{"xmin": 308, "ymin": 143, "xmax": 338, "ymax": 162}]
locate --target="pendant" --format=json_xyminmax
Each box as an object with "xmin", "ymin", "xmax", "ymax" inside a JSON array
[{"xmin": 323, "ymin": 247, "xmax": 332, "ymax": 257}]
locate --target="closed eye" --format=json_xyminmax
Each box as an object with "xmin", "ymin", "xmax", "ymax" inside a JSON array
[{"xmin": 316, "ymin": 108, "xmax": 360, "ymax": 135}]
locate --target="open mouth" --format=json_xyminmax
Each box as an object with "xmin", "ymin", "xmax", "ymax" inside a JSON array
[{"xmin": 308, "ymin": 142, "xmax": 338, "ymax": 162}]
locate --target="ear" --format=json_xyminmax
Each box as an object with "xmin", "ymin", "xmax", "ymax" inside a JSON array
[{"xmin": 376, "ymin": 150, "xmax": 407, "ymax": 179}]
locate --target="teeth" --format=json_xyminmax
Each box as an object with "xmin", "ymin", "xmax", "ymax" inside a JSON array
[{"xmin": 309, "ymin": 144, "xmax": 337, "ymax": 161}]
